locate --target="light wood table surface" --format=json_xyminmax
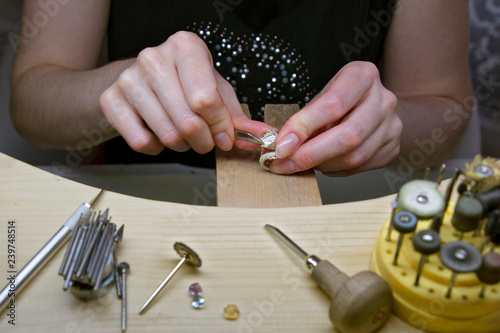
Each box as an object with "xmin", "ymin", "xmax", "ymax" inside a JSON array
[{"xmin": 0, "ymin": 152, "xmax": 420, "ymax": 332}]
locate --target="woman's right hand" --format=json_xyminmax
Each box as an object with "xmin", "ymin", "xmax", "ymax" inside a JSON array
[{"xmin": 100, "ymin": 31, "xmax": 272, "ymax": 155}]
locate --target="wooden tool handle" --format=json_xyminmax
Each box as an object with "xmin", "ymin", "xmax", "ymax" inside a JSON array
[
  {"xmin": 312, "ymin": 260, "xmax": 393, "ymax": 333},
  {"xmin": 311, "ymin": 260, "xmax": 349, "ymax": 298}
]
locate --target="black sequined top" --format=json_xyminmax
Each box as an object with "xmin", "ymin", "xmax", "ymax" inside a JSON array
[{"xmin": 104, "ymin": 0, "xmax": 396, "ymax": 166}]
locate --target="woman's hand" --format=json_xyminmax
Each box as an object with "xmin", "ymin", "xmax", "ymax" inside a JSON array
[
  {"xmin": 100, "ymin": 31, "xmax": 271, "ymax": 155},
  {"xmin": 270, "ymin": 61, "xmax": 403, "ymax": 177}
]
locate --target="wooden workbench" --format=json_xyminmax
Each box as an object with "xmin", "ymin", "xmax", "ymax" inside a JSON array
[{"xmin": 0, "ymin": 152, "xmax": 420, "ymax": 332}]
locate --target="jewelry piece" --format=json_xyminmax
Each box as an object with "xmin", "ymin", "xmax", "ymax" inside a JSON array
[
  {"xmin": 259, "ymin": 130, "xmax": 278, "ymax": 150},
  {"xmin": 258, "ymin": 130, "xmax": 280, "ymax": 171}
]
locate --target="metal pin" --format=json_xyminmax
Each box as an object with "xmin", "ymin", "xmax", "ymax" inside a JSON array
[
  {"xmin": 74, "ymin": 220, "xmax": 92, "ymax": 273},
  {"xmin": 63, "ymin": 224, "xmax": 89, "ymax": 290},
  {"xmin": 423, "ymin": 167, "xmax": 431, "ymax": 180},
  {"xmin": 87, "ymin": 222, "xmax": 111, "ymax": 278},
  {"xmin": 59, "ymin": 215, "xmax": 86, "ymax": 276},
  {"xmin": 114, "ymin": 250, "xmax": 122, "ymax": 298},
  {"xmin": 76, "ymin": 210, "xmax": 109, "ymax": 279},
  {"xmin": 118, "ymin": 262, "xmax": 130, "ymax": 332},
  {"xmin": 442, "ymin": 168, "xmax": 461, "ymax": 215},
  {"xmin": 440, "ymin": 241, "xmax": 482, "ymax": 298},
  {"xmin": 138, "ymin": 242, "xmax": 202, "ymax": 314},
  {"xmin": 88, "ymin": 224, "xmax": 111, "ymax": 282},
  {"xmin": 412, "ymin": 229, "xmax": 441, "ymax": 286},
  {"xmin": 94, "ymin": 225, "xmax": 123, "ymax": 291},
  {"xmin": 89, "ymin": 189, "xmax": 105, "ymax": 206},
  {"xmin": 385, "ymin": 197, "xmax": 399, "ymax": 241},
  {"xmin": 392, "ymin": 211, "xmax": 418, "ymax": 265},
  {"xmin": 437, "ymin": 163, "xmax": 446, "ymax": 185},
  {"xmin": 92, "ymin": 225, "xmax": 116, "ymax": 288}
]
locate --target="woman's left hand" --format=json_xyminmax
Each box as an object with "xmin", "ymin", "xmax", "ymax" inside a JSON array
[{"xmin": 269, "ymin": 61, "xmax": 403, "ymax": 177}]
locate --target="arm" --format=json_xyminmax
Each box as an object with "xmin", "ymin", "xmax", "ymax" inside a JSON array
[
  {"xmin": 11, "ymin": 1, "xmax": 272, "ymax": 151},
  {"xmin": 269, "ymin": 0, "xmax": 473, "ymax": 176},
  {"xmin": 382, "ymin": 0, "xmax": 473, "ymax": 169},
  {"xmin": 10, "ymin": 0, "xmax": 120, "ymax": 149}
]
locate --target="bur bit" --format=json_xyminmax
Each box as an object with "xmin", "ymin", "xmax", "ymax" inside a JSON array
[
  {"xmin": 138, "ymin": 242, "xmax": 202, "ymax": 314},
  {"xmin": 93, "ymin": 225, "xmax": 124, "ymax": 291},
  {"xmin": 118, "ymin": 262, "xmax": 130, "ymax": 332},
  {"xmin": 265, "ymin": 224, "xmax": 393, "ymax": 333}
]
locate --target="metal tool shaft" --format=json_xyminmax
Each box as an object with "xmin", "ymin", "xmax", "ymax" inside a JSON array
[
  {"xmin": 235, "ymin": 130, "xmax": 264, "ymax": 145},
  {"xmin": 265, "ymin": 224, "xmax": 309, "ymax": 261},
  {"xmin": 121, "ymin": 267, "xmax": 128, "ymax": 331},
  {"xmin": 138, "ymin": 256, "xmax": 187, "ymax": 314},
  {"xmin": 114, "ymin": 251, "xmax": 122, "ymax": 298}
]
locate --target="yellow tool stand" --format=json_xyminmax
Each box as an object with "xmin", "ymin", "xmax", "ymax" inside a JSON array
[{"xmin": 371, "ymin": 201, "xmax": 500, "ymax": 333}]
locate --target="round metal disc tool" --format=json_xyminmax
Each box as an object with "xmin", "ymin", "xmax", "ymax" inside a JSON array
[
  {"xmin": 474, "ymin": 164, "xmax": 494, "ymax": 178},
  {"xmin": 439, "ymin": 241, "xmax": 482, "ymax": 273},
  {"xmin": 398, "ymin": 180, "xmax": 445, "ymax": 219},
  {"xmin": 413, "ymin": 229, "xmax": 441, "ymax": 255},
  {"xmin": 174, "ymin": 242, "xmax": 202, "ymax": 268},
  {"xmin": 392, "ymin": 211, "xmax": 418, "ymax": 234}
]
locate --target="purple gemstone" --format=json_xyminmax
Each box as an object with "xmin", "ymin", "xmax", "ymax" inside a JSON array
[{"xmin": 189, "ymin": 282, "xmax": 203, "ymax": 296}]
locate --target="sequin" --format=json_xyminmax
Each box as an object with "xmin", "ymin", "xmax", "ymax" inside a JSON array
[
  {"xmin": 188, "ymin": 22, "xmax": 315, "ymax": 121},
  {"xmin": 223, "ymin": 304, "xmax": 240, "ymax": 320}
]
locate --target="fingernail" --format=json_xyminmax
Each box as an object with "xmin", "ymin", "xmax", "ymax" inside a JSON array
[
  {"xmin": 275, "ymin": 133, "xmax": 299, "ymax": 158},
  {"xmin": 270, "ymin": 159, "xmax": 297, "ymax": 174},
  {"xmin": 214, "ymin": 132, "xmax": 233, "ymax": 151}
]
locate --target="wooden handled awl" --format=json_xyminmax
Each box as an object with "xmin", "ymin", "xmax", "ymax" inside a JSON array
[{"xmin": 265, "ymin": 224, "xmax": 393, "ymax": 333}]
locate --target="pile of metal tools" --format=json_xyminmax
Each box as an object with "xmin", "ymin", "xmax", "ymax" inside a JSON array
[{"xmin": 59, "ymin": 208, "xmax": 124, "ymax": 299}]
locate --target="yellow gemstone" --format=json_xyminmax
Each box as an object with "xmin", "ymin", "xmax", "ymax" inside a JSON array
[{"xmin": 223, "ymin": 304, "xmax": 240, "ymax": 320}]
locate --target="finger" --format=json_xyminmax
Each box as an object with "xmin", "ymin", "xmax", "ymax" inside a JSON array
[
  {"xmin": 118, "ymin": 67, "xmax": 190, "ymax": 152},
  {"xmin": 232, "ymin": 122, "xmax": 277, "ymax": 150},
  {"xmin": 270, "ymin": 94, "xmax": 387, "ymax": 174},
  {"xmin": 148, "ymin": 59, "xmax": 216, "ymax": 153},
  {"xmin": 315, "ymin": 121, "xmax": 401, "ymax": 173},
  {"xmin": 270, "ymin": 124, "xmax": 398, "ymax": 175},
  {"xmin": 215, "ymin": 73, "xmax": 256, "ymax": 150},
  {"xmin": 215, "ymin": 72, "xmax": 276, "ymax": 150},
  {"xmin": 275, "ymin": 62, "xmax": 380, "ymax": 158},
  {"xmin": 100, "ymin": 88, "xmax": 164, "ymax": 155},
  {"xmin": 174, "ymin": 35, "xmax": 235, "ymax": 151},
  {"xmin": 270, "ymin": 106, "xmax": 401, "ymax": 175},
  {"xmin": 320, "ymin": 141, "xmax": 400, "ymax": 177}
]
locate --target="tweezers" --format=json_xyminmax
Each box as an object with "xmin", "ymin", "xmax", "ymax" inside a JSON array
[{"xmin": 234, "ymin": 130, "xmax": 264, "ymax": 145}]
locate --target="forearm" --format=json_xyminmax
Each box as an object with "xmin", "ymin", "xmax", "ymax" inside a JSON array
[
  {"xmin": 10, "ymin": 59, "xmax": 134, "ymax": 149},
  {"xmin": 391, "ymin": 95, "xmax": 472, "ymax": 170}
]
